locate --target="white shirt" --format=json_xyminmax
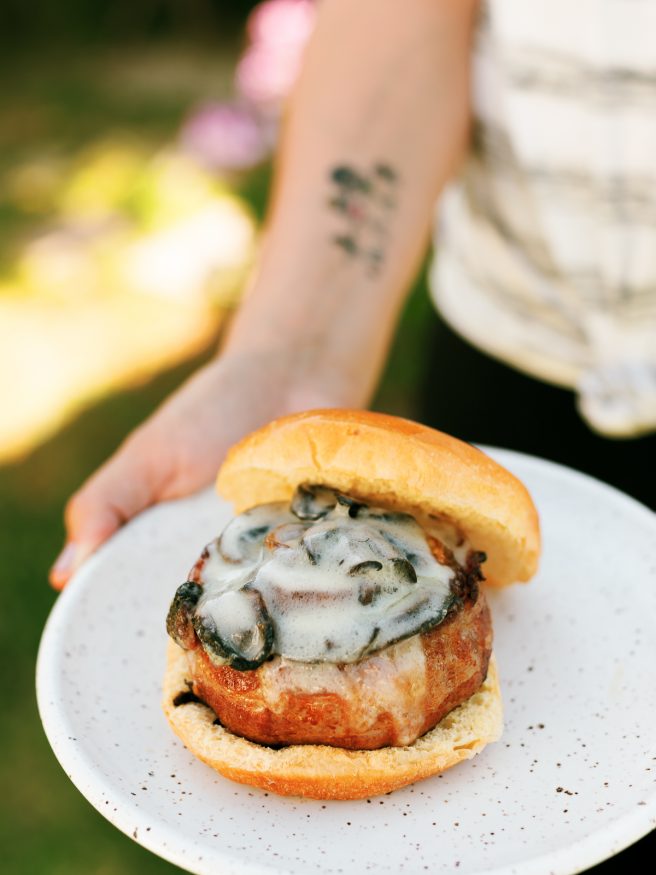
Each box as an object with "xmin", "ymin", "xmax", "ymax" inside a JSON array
[{"xmin": 431, "ymin": 0, "xmax": 656, "ymax": 437}]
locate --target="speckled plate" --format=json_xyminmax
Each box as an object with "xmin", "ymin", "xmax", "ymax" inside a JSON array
[{"xmin": 37, "ymin": 449, "xmax": 656, "ymax": 875}]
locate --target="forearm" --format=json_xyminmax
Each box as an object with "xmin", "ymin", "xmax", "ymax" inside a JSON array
[
  {"xmin": 224, "ymin": 0, "xmax": 477, "ymax": 405},
  {"xmin": 51, "ymin": 2, "xmax": 477, "ymax": 581}
]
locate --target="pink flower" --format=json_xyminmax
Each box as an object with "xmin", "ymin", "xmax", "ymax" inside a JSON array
[
  {"xmin": 235, "ymin": 45, "xmax": 301, "ymax": 107},
  {"xmin": 236, "ymin": 0, "xmax": 316, "ymax": 108},
  {"xmin": 247, "ymin": 0, "xmax": 315, "ymax": 47},
  {"xmin": 180, "ymin": 102, "xmax": 272, "ymax": 171}
]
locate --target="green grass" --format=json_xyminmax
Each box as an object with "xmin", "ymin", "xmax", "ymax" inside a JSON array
[
  {"xmin": 0, "ymin": 258, "xmax": 432, "ymax": 875},
  {"xmin": 0, "ymin": 43, "xmax": 229, "ymax": 872},
  {"xmin": 0, "ymin": 353, "xmax": 207, "ymax": 875},
  {"xmin": 0, "ymin": 41, "xmax": 239, "ymax": 278},
  {"xmin": 0, "ymin": 36, "xmax": 435, "ymax": 872}
]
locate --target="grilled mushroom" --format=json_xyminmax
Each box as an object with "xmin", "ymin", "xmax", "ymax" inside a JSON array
[
  {"xmin": 377, "ymin": 585, "xmax": 457, "ymax": 650},
  {"xmin": 390, "ymin": 557, "xmax": 418, "ymax": 583},
  {"xmin": 349, "ymin": 556, "xmax": 417, "ymax": 607},
  {"xmin": 348, "ymin": 559, "xmax": 383, "ymax": 576},
  {"xmin": 193, "ymin": 587, "xmax": 274, "ymax": 670},
  {"xmin": 291, "ymin": 484, "xmax": 338, "ymax": 520},
  {"xmin": 301, "ymin": 524, "xmax": 348, "ymax": 564},
  {"xmin": 218, "ymin": 503, "xmax": 290, "ymax": 563},
  {"xmin": 166, "ymin": 581, "xmax": 202, "ymax": 650},
  {"xmin": 335, "ymin": 492, "xmax": 366, "ymax": 518}
]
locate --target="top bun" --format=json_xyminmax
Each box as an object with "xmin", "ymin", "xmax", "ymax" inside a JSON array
[{"xmin": 216, "ymin": 409, "xmax": 540, "ymax": 587}]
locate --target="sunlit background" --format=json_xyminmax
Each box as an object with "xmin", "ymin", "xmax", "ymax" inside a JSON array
[
  {"xmin": 0, "ymin": 3, "xmax": 430, "ymax": 873},
  {"xmin": 0, "ymin": 0, "xmax": 314, "ymax": 463}
]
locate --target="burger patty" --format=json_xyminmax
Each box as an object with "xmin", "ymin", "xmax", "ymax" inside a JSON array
[{"xmin": 186, "ymin": 589, "xmax": 492, "ymax": 750}]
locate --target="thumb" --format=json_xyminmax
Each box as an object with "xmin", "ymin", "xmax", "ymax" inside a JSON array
[{"xmin": 49, "ymin": 439, "xmax": 163, "ymax": 590}]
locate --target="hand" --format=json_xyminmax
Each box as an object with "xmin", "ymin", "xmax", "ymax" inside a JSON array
[{"xmin": 49, "ymin": 348, "xmax": 345, "ymax": 589}]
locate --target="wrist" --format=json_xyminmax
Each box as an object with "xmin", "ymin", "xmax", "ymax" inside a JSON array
[{"xmin": 216, "ymin": 341, "xmax": 369, "ymax": 417}]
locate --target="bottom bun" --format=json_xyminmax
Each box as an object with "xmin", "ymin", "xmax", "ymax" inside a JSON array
[{"xmin": 162, "ymin": 640, "xmax": 503, "ymax": 800}]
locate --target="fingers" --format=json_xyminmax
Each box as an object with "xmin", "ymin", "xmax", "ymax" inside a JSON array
[
  {"xmin": 49, "ymin": 435, "xmax": 164, "ymax": 590},
  {"xmin": 49, "ymin": 504, "xmax": 122, "ymax": 591}
]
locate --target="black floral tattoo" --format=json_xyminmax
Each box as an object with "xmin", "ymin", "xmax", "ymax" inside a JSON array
[{"xmin": 328, "ymin": 162, "xmax": 399, "ymax": 276}]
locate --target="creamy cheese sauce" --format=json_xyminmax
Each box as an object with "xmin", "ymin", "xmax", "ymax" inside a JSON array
[{"xmin": 185, "ymin": 485, "xmax": 468, "ymax": 667}]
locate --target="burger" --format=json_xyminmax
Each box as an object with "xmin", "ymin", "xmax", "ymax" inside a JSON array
[{"xmin": 163, "ymin": 409, "xmax": 540, "ymax": 799}]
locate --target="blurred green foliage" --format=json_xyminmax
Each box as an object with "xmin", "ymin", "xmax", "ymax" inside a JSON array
[
  {"xmin": 0, "ymin": 0, "xmax": 259, "ymax": 48},
  {"xmin": 0, "ymin": 43, "xmax": 240, "ymax": 279},
  {"xmin": 0, "ymin": 355, "xmax": 207, "ymax": 875},
  {"xmin": 0, "ymin": 17, "xmax": 432, "ymax": 870},
  {"xmin": 0, "ymin": 277, "xmax": 430, "ymax": 875}
]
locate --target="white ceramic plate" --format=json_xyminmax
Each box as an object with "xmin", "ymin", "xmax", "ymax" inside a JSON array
[{"xmin": 37, "ymin": 449, "xmax": 656, "ymax": 875}]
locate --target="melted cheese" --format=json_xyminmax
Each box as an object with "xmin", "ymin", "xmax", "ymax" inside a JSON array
[
  {"xmin": 195, "ymin": 488, "xmax": 466, "ymax": 665},
  {"xmin": 260, "ymin": 635, "xmax": 427, "ymax": 746}
]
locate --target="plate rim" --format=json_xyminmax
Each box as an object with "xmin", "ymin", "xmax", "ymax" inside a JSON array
[{"xmin": 36, "ymin": 446, "xmax": 656, "ymax": 875}]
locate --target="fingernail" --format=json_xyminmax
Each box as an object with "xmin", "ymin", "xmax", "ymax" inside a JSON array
[{"xmin": 49, "ymin": 542, "xmax": 78, "ymax": 590}]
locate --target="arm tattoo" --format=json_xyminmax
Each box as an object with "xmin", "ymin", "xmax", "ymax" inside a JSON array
[{"xmin": 327, "ymin": 162, "xmax": 399, "ymax": 277}]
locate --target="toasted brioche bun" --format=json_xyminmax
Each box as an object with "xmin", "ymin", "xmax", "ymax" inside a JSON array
[
  {"xmin": 163, "ymin": 639, "xmax": 503, "ymax": 800},
  {"xmin": 216, "ymin": 409, "xmax": 540, "ymax": 587}
]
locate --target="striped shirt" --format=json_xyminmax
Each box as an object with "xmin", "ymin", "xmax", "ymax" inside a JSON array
[{"xmin": 430, "ymin": 0, "xmax": 656, "ymax": 437}]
